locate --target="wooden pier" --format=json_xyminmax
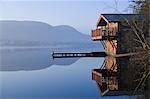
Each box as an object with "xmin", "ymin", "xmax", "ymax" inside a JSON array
[{"xmin": 52, "ymin": 52, "xmax": 106, "ymax": 58}]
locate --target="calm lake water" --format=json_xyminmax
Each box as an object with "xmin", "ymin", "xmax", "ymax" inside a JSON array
[{"xmin": 0, "ymin": 46, "xmax": 132, "ymax": 99}]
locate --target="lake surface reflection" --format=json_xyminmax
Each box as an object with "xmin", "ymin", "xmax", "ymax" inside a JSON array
[{"xmin": 0, "ymin": 47, "xmax": 132, "ymax": 99}]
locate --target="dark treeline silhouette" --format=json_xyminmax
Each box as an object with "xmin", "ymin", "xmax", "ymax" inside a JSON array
[{"xmin": 124, "ymin": 0, "xmax": 150, "ymax": 98}]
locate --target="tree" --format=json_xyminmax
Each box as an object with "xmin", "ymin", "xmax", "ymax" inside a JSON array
[{"xmin": 125, "ymin": 0, "xmax": 150, "ymax": 98}]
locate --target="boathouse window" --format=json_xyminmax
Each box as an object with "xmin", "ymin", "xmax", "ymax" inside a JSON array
[
  {"xmin": 101, "ymin": 77, "xmax": 106, "ymax": 83},
  {"xmin": 98, "ymin": 18, "xmax": 107, "ymax": 26},
  {"xmin": 100, "ymin": 26, "xmax": 106, "ymax": 30}
]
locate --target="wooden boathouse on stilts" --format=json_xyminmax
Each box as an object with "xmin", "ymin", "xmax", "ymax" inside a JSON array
[{"xmin": 91, "ymin": 14, "xmax": 144, "ymax": 96}]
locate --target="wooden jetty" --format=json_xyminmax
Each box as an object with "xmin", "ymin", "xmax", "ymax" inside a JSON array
[{"xmin": 52, "ymin": 52, "xmax": 107, "ymax": 58}]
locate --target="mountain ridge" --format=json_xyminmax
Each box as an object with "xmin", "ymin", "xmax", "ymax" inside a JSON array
[{"xmin": 0, "ymin": 20, "xmax": 91, "ymax": 44}]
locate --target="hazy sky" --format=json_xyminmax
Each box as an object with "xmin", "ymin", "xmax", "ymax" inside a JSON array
[{"xmin": 0, "ymin": 0, "xmax": 132, "ymax": 35}]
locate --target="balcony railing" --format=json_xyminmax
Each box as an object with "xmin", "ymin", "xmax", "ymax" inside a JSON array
[{"xmin": 91, "ymin": 28, "xmax": 117, "ymax": 41}]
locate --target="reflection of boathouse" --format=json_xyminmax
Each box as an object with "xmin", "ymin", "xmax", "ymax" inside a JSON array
[{"xmin": 52, "ymin": 14, "xmax": 143, "ymax": 96}]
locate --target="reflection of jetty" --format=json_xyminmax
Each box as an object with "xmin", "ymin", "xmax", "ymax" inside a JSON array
[{"xmin": 52, "ymin": 14, "xmax": 143, "ymax": 96}]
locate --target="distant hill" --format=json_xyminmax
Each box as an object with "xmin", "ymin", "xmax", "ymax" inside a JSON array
[{"xmin": 0, "ymin": 21, "xmax": 91, "ymax": 46}]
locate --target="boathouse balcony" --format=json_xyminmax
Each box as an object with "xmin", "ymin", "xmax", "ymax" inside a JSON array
[{"xmin": 91, "ymin": 28, "xmax": 117, "ymax": 41}]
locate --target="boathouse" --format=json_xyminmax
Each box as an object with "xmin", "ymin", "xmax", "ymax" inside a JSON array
[{"xmin": 91, "ymin": 14, "xmax": 144, "ymax": 96}]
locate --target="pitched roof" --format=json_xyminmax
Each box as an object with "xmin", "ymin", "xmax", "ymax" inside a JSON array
[
  {"xmin": 101, "ymin": 14, "xmax": 144, "ymax": 22},
  {"xmin": 96, "ymin": 14, "xmax": 144, "ymax": 26}
]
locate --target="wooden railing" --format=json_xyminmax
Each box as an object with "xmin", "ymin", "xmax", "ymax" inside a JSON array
[
  {"xmin": 91, "ymin": 28, "xmax": 117, "ymax": 40},
  {"xmin": 91, "ymin": 28, "xmax": 103, "ymax": 40}
]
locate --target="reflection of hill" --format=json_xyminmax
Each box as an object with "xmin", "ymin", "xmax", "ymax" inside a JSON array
[
  {"xmin": 0, "ymin": 49, "xmax": 79, "ymax": 71},
  {"xmin": 0, "ymin": 46, "xmax": 101, "ymax": 71}
]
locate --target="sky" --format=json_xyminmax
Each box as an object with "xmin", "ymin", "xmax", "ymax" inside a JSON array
[{"xmin": 0, "ymin": 0, "xmax": 133, "ymax": 35}]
